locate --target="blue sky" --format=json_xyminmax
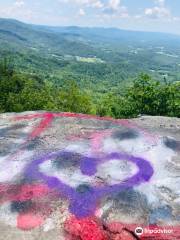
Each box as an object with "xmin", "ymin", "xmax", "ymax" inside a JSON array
[{"xmin": 0, "ymin": 0, "xmax": 180, "ymax": 34}]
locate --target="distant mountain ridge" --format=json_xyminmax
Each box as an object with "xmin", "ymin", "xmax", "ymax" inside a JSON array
[
  {"xmin": 1, "ymin": 18, "xmax": 180, "ymax": 47},
  {"xmin": 0, "ymin": 18, "xmax": 180, "ymax": 91},
  {"xmin": 1, "ymin": 17, "xmax": 180, "ymax": 60}
]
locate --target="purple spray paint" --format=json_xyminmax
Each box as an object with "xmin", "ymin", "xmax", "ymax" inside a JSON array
[{"xmin": 25, "ymin": 151, "xmax": 153, "ymax": 218}]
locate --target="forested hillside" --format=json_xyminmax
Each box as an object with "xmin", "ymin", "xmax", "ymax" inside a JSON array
[
  {"xmin": 0, "ymin": 59, "xmax": 179, "ymax": 117},
  {"xmin": 0, "ymin": 18, "xmax": 179, "ymax": 117}
]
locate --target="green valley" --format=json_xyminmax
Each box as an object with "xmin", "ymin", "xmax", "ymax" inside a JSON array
[{"xmin": 0, "ymin": 18, "xmax": 179, "ymax": 118}]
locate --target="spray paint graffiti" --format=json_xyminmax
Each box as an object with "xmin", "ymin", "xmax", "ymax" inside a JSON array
[
  {"xmin": 25, "ymin": 151, "xmax": 153, "ymax": 218},
  {"xmin": 0, "ymin": 112, "xmax": 179, "ymax": 239}
]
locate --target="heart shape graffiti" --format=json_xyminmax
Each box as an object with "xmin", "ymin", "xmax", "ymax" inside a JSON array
[{"xmin": 25, "ymin": 151, "xmax": 154, "ymax": 218}]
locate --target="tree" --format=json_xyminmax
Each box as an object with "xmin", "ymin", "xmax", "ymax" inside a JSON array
[
  {"xmin": 0, "ymin": 59, "xmax": 55, "ymax": 112},
  {"xmin": 97, "ymin": 74, "xmax": 180, "ymax": 119},
  {"xmin": 166, "ymin": 81, "xmax": 180, "ymax": 117},
  {"xmin": 57, "ymin": 81, "xmax": 94, "ymax": 114},
  {"xmin": 126, "ymin": 74, "xmax": 160, "ymax": 116}
]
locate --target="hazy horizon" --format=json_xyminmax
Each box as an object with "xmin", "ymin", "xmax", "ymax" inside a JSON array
[
  {"xmin": 1, "ymin": 16, "xmax": 180, "ymax": 37},
  {"xmin": 0, "ymin": 0, "xmax": 180, "ymax": 35}
]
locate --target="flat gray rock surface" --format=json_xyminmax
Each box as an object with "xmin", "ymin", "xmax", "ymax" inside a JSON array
[{"xmin": 0, "ymin": 112, "xmax": 179, "ymax": 240}]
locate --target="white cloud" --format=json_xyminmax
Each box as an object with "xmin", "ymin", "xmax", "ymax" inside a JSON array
[
  {"xmin": 103, "ymin": 0, "xmax": 128, "ymax": 18},
  {"xmin": 154, "ymin": 0, "xmax": 165, "ymax": 6},
  {"xmin": 92, "ymin": 1, "xmax": 103, "ymax": 8},
  {"xmin": 172, "ymin": 16, "xmax": 180, "ymax": 21},
  {"xmin": 59, "ymin": 0, "xmax": 128, "ymax": 18},
  {"xmin": 78, "ymin": 8, "xmax": 85, "ymax": 16},
  {"xmin": 14, "ymin": 0, "xmax": 25, "ymax": 7},
  {"xmin": 108, "ymin": 0, "xmax": 121, "ymax": 11},
  {"xmin": 0, "ymin": 1, "xmax": 33, "ymax": 21},
  {"xmin": 60, "ymin": 0, "xmax": 104, "ymax": 9},
  {"xmin": 145, "ymin": 6, "xmax": 170, "ymax": 19},
  {"xmin": 144, "ymin": 0, "xmax": 172, "ymax": 19}
]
